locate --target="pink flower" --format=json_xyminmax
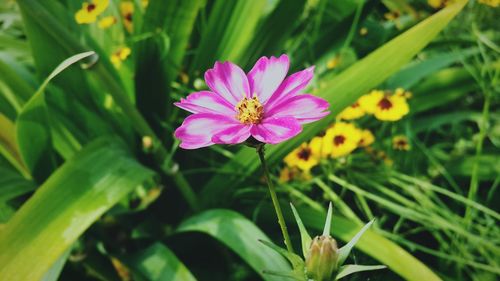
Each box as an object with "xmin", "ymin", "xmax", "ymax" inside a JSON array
[{"xmin": 174, "ymin": 55, "xmax": 330, "ymax": 149}]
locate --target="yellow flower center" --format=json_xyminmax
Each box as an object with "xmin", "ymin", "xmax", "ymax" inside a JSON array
[{"xmin": 236, "ymin": 97, "xmax": 263, "ymax": 124}]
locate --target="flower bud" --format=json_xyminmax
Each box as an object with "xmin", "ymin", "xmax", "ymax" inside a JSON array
[{"xmin": 305, "ymin": 235, "xmax": 339, "ymax": 281}]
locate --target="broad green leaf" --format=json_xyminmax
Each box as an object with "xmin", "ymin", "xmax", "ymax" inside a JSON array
[
  {"xmin": 0, "ymin": 113, "xmax": 29, "ymax": 178},
  {"xmin": 240, "ymin": 0, "xmax": 308, "ymax": 68},
  {"xmin": 411, "ymin": 67, "xmax": 476, "ymax": 113},
  {"xmin": 135, "ymin": 0, "xmax": 202, "ymax": 130},
  {"xmin": 337, "ymin": 219, "xmax": 374, "ymax": 265},
  {"xmin": 384, "ymin": 48, "xmax": 478, "ymax": 89},
  {"xmin": 0, "ymin": 167, "xmax": 35, "ymax": 204},
  {"xmin": 0, "ymin": 137, "xmax": 155, "ymax": 281},
  {"xmin": 0, "ymin": 53, "xmax": 35, "ymax": 107},
  {"xmin": 40, "ymin": 249, "xmax": 70, "ymax": 281},
  {"xmin": 16, "ymin": 51, "xmax": 95, "ymax": 182},
  {"xmin": 189, "ymin": 0, "xmax": 267, "ymax": 72},
  {"xmin": 290, "ymin": 203, "xmax": 312, "ymax": 258},
  {"xmin": 177, "ymin": 209, "xmax": 291, "ymax": 281},
  {"xmin": 200, "ymin": 0, "xmax": 468, "ymax": 206},
  {"xmin": 335, "ymin": 264, "xmax": 386, "ymax": 280},
  {"xmin": 120, "ymin": 243, "xmax": 197, "ymax": 281},
  {"xmin": 259, "ymin": 239, "xmax": 304, "ymax": 269}
]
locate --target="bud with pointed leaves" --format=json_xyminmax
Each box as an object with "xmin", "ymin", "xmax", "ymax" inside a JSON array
[{"xmin": 305, "ymin": 235, "xmax": 339, "ymax": 281}]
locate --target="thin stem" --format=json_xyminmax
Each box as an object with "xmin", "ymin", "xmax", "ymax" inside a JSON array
[{"xmin": 256, "ymin": 145, "xmax": 294, "ymax": 254}]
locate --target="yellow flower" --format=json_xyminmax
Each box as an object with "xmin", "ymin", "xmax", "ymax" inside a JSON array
[
  {"xmin": 358, "ymin": 129, "xmax": 375, "ymax": 147},
  {"xmin": 358, "ymin": 90, "xmax": 409, "ymax": 121},
  {"xmin": 478, "ymin": 0, "xmax": 499, "ymax": 7},
  {"xmin": 279, "ymin": 167, "xmax": 311, "ymax": 183},
  {"xmin": 75, "ymin": 0, "xmax": 109, "ymax": 24},
  {"xmin": 337, "ymin": 101, "xmax": 365, "ymax": 120},
  {"xmin": 392, "ymin": 135, "xmax": 411, "ymax": 151},
  {"xmin": 323, "ymin": 122, "xmax": 361, "ymax": 158},
  {"xmin": 98, "ymin": 16, "xmax": 116, "ymax": 29},
  {"xmin": 111, "ymin": 47, "xmax": 131, "ymax": 68},
  {"xmin": 284, "ymin": 143, "xmax": 320, "ymax": 171},
  {"xmin": 121, "ymin": 2, "xmax": 134, "ymax": 33}
]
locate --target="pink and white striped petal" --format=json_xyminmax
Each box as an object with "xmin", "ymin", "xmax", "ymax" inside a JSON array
[
  {"xmin": 266, "ymin": 94, "xmax": 330, "ymax": 124},
  {"xmin": 174, "ymin": 113, "xmax": 239, "ymax": 149},
  {"xmin": 248, "ymin": 55, "xmax": 289, "ymax": 104},
  {"xmin": 250, "ymin": 117, "xmax": 302, "ymax": 144},
  {"xmin": 205, "ymin": 61, "xmax": 250, "ymax": 106},
  {"xmin": 174, "ymin": 91, "xmax": 236, "ymax": 116},
  {"xmin": 265, "ymin": 66, "xmax": 315, "ymax": 108},
  {"xmin": 212, "ymin": 124, "xmax": 251, "ymax": 145}
]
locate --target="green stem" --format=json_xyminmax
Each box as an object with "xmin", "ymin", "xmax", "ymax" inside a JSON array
[
  {"xmin": 256, "ymin": 145, "xmax": 294, "ymax": 254},
  {"xmin": 464, "ymin": 83, "xmax": 490, "ymax": 225}
]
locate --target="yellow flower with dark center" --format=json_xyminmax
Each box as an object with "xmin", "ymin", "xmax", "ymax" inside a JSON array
[
  {"xmin": 337, "ymin": 101, "xmax": 365, "ymax": 120},
  {"xmin": 392, "ymin": 135, "xmax": 411, "ymax": 151},
  {"xmin": 358, "ymin": 129, "xmax": 375, "ymax": 147},
  {"xmin": 323, "ymin": 122, "xmax": 361, "ymax": 158},
  {"xmin": 478, "ymin": 0, "xmax": 499, "ymax": 7},
  {"xmin": 309, "ymin": 136, "xmax": 328, "ymax": 158},
  {"xmin": 358, "ymin": 90, "xmax": 409, "ymax": 121},
  {"xmin": 75, "ymin": 0, "xmax": 109, "ymax": 24},
  {"xmin": 98, "ymin": 16, "xmax": 116, "ymax": 29},
  {"xmin": 284, "ymin": 143, "xmax": 319, "ymax": 171},
  {"xmin": 121, "ymin": 2, "xmax": 134, "ymax": 32},
  {"xmin": 111, "ymin": 47, "xmax": 131, "ymax": 68},
  {"xmin": 279, "ymin": 166, "xmax": 311, "ymax": 183}
]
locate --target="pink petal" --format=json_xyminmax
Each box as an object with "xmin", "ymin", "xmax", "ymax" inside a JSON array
[
  {"xmin": 205, "ymin": 61, "xmax": 250, "ymax": 106},
  {"xmin": 265, "ymin": 66, "xmax": 315, "ymax": 108},
  {"xmin": 212, "ymin": 124, "xmax": 251, "ymax": 144},
  {"xmin": 250, "ymin": 117, "xmax": 302, "ymax": 144},
  {"xmin": 174, "ymin": 113, "xmax": 238, "ymax": 149},
  {"xmin": 266, "ymin": 94, "xmax": 330, "ymax": 124},
  {"xmin": 174, "ymin": 91, "xmax": 235, "ymax": 116},
  {"xmin": 247, "ymin": 55, "xmax": 289, "ymax": 104}
]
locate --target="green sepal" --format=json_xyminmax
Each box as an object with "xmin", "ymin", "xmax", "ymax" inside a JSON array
[
  {"xmin": 337, "ymin": 219, "xmax": 375, "ymax": 266},
  {"xmin": 290, "ymin": 203, "xmax": 312, "ymax": 258}
]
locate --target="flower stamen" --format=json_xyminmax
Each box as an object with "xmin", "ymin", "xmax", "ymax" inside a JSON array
[
  {"xmin": 297, "ymin": 148, "xmax": 312, "ymax": 160},
  {"xmin": 87, "ymin": 4, "xmax": 96, "ymax": 12},
  {"xmin": 236, "ymin": 97, "xmax": 264, "ymax": 124},
  {"xmin": 333, "ymin": 135, "xmax": 345, "ymax": 146},
  {"xmin": 377, "ymin": 97, "xmax": 393, "ymax": 110}
]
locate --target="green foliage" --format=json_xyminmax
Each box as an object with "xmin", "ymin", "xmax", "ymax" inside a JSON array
[
  {"xmin": 0, "ymin": 138, "xmax": 155, "ymax": 280},
  {"xmin": 0, "ymin": 0, "xmax": 498, "ymax": 280}
]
